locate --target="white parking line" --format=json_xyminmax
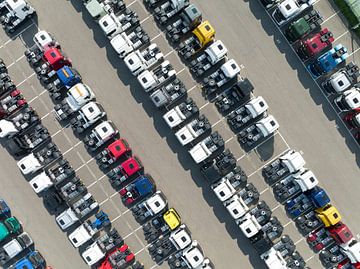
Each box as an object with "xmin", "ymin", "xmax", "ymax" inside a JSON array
[
  {"xmin": 271, "ymin": 204, "xmax": 281, "ymax": 212},
  {"xmin": 150, "ymin": 33, "xmax": 162, "ymax": 41},
  {"xmin": 123, "ymin": 224, "xmax": 145, "ymax": 240},
  {"xmin": 321, "ymin": 10, "xmax": 341, "ymax": 25},
  {"xmin": 284, "ymin": 220, "xmax": 293, "ymax": 227},
  {"xmin": 41, "ymin": 110, "xmax": 54, "ymax": 120},
  {"xmin": 140, "ymin": 15, "xmax": 151, "ymax": 24},
  {"xmin": 187, "ymin": 85, "xmax": 197, "ymax": 93},
  {"xmin": 6, "ymin": 55, "xmax": 25, "ymax": 68},
  {"xmin": 260, "ymin": 187, "xmax": 269, "ymax": 195},
  {"xmin": 334, "ymin": 30, "xmax": 349, "ymax": 42},
  {"xmin": 164, "ymin": 50, "xmax": 175, "ymax": 58},
  {"xmin": 17, "ymin": 72, "xmax": 35, "ymax": 87},
  {"xmin": 225, "ymin": 136, "xmax": 234, "ymax": 144},
  {"xmin": 348, "ymin": 47, "xmax": 360, "ymax": 57},
  {"xmin": 295, "ymin": 238, "xmax": 304, "ymax": 245},
  {"xmin": 211, "ymin": 118, "xmax": 223, "ymax": 127},
  {"xmin": 111, "ymin": 214, "xmax": 122, "ymax": 223},
  {"xmin": 176, "ymin": 67, "xmax": 186, "ymax": 75},
  {"xmin": 199, "ymin": 102, "xmax": 210, "ymax": 110},
  {"xmin": 62, "ymin": 141, "xmax": 82, "ymax": 155},
  {"xmin": 305, "ymin": 255, "xmax": 315, "ymax": 262}
]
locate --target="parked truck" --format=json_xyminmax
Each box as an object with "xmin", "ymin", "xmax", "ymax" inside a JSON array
[
  {"xmin": 163, "ymin": 98, "xmax": 198, "ymax": 128},
  {"xmin": 132, "ymin": 191, "xmax": 167, "ymax": 223},
  {"xmin": 70, "ymin": 102, "xmax": 106, "ymax": 134},
  {"xmin": 188, "ymin": 132, "xmax": 224, "ymax": 164},
  {"xmin": 175, "ymin": 115, "xmax": 211, "ymax": 146},
  {"xmin": 150, "ymin": 78, "xmax": 186, "ymax": 108},
  {"xmin": 0, "ymin": 232, "xmax": 33, "ymax": 265},
  {"xmin": 0, "ymin": 0, "xmax": 36, "ymax": 33}
]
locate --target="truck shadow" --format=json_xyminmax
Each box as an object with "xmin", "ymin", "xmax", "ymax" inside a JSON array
[{"xmin": 248, "ymin": 0, "xmax": 360, "ymax": 166}]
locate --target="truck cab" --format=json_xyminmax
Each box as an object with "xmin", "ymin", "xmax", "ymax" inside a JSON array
[
  {"xmin": 107, "ymin": 156, "xmax": 143, "ymax": 187},
  {"xmin": 132, "ymin": 191, "xmax": 167, "ymax": 223},
  {"xmin": 154, "ymin": 0, "xmax": 189, "ymax": 24},
  {"xmin": 0, "ymin": 217, "xmax": 21, "ymax": 242},
  {"xmin": 188, "ymin": 132, "xmax": 224, "ymax": 163},
  {"xmin": 10, "ymin": 251, "xmax": 46, "ymax": 269},
  {"xmin": 84, "ymin": 121, "xmax": 118, "ymax": 152},
  {"xmin": 175, "ymin": 115, "xmax": 210, "ymax": 146},
  {"xmin": 211, "ymin": 169, "xmax": 246, "ymax": 202},
  {"xmin": 322, "ymin": 62, "xmax": 359, "ymax": 94},
  {"xmin": 163, "ymin": 98, "xmax": 199, "ymax": 128},
  {"xmin": 70, "ymin": 102, "xmax": 105, "ymax": 134},
  {"xmin": 119, "ymin": 175, "xmax": 155, "ymax": 206},
  {"xmin": 0, "ymin": 232, "xmax": 33, "ymax": 265},
  {"xmin": 54, "ymin": 83, "xmax": 95, "ymax": 120},
  {"xmin": 272, "ymin": 0, "xmax": 314, "ymax": 26},
  {"xmin": 29, "ymin": 171, "xmax": 53, "ymax": 194},
  {"xmin": 178, "ymin": 20, "xmax": 216, "ymax": 60},
  {"xmin": 315, "ymin": 204, "xmax": 341, "ymax": 227},
  {"xmin": 341, "ymin": 239, "xmax": 360, "ymax": 266},
  {"xmin": 334, "ymin": 87, "xmax": 360, "ymax": 112},
  {"xmin": 297, "ymin": 28, "xmax": 334, "ymax": 60}
]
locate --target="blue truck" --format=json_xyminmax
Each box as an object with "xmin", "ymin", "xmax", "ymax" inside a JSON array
[
  {"xmin": 307, "ymin": 44, "xmax": 348, "ymax": 78},
  {"xmin": 10, "ymin": 251, "xmax": 46, "ymax": 269},
  {"xmin": 119, "ymin": 175, "xmax": 155, "ymax": 206},
  {"xmin": 44, "ymin": 66, "xmax": 81, "ymax": 100},
  {"xmin": 0, "ymin": 199, "xmax": 10, "ymax": 219},
  {"xmin": 285, "ymin": 187, "xmax": 330, "ymax": 218}
]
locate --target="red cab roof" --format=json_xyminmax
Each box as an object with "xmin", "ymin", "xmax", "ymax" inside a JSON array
[
  {"xmin": 99, "ymin": 245, "xmax": 133, "ymax": 269},
  {"xmin": 122, "ymin": 156, "xmax": 141, "ymax": 177},
  {"xmin": 305, "ymin": 28, "xmax": 334, "ymax": 55},
  {"xmin": 44, "ymin": 48, "xmax": 63, "ymax": 65},
  {"xmin": 108, "ymin": 139, "xmax": 130, "ymax": 159},
  {"xmin": 329, "ymin": 222, "xmax": 353, "ymax": 244}
]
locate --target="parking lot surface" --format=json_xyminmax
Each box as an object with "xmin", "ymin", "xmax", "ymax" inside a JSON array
[{"xmin": 0, "ymin": 0, "xmax": 359, "ymax": 268}]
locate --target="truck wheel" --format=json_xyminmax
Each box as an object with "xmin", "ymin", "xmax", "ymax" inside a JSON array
[{"xmin": 76, "ymin": 127, "xmax": 84, "ymax": 134}]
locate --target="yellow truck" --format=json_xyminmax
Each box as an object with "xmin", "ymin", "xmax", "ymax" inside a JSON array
[{"xmin": 315, "ymin": 204, "xmax": 341, "ymax": 227}]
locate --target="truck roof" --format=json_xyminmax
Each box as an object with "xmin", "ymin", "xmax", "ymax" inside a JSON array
[
  {"xmin": 237, "ymin": 214, "xmax": 261, "ymax": 238},
  {"xmin": 17, "ymin": 153, "xmax": 42, "ymax": 175},
  {"xmin": 81, "ymin": 102, "xmax": 102, "ymax": 121},
  {"xmin": 138, "ymin": 70, "xmax": 156, "ymax": 90},
  {"xmin": 246, "ymin": 96, "xmax": 268, "ymax": 118},
  {"xmin": 44, "ymin": 48, "xmax": 63, "ymax": 65},
  {"xmin": 94, "ymin": 121, "xmax": 116, "ymax": 140},
  {"xmin": 34, "ymin": 31, "xmax": 54, "ymax": 50},
  {"xmin": 220, "ymin": 59, "xmax": 240, "ymax": 79},
  {"xmin": 293, "ymin": 169, "xmax": 318, "ymax": 192},
  {"xmin": 3, "ymin": 233, "xmax": 32, "ymax": 259},
  {"xmin": 206, "ymin": 40, "xmax": 227, "ymax": 64},
  {"xmin": 134, "ymin": 176, "xmax": 154, "ymax": 196},
  {"xmin": 6, "ymin": 0, "xmax": 26, "ymax": 10},
  {"xmin": 192, "ymin": 21, "xmax": 215, "ymax": 47},
  {"xmin": 291, "ymin": 17, "xmax": 310, "ymax": 37},
  {"xmin": 183, "ymin": 4, "xmax": 201, "ymax": 23},
  {"xmin": 256, "ymin": 115, "xmax": 279, "ymax": 136},
  {"xmin": 57, "ymin": 66, "xmax": 77, "ymax": 85},
  {"xmin": 124, "ymin": 50, "xmax": 143, "ymax": 73},
  {"xmin": 121, "ymin": 157, "xmax": 141, "ymax": 177},
  {"xmin": 0, "ymin": 119, "xmax": 18, "ymax": 138},
  {"xmin": 330, "ymin": 71, "xmax": 352, "ymax": 93},
  {"xmin": 29, "ymin": 171, "xmax": 53, "ymax": 194},
  {"xmin": 85, "ymin": 0, "xmax": 106, "ymax": 18},
  {"xmin": 68, "ymin": 83, "xmax": 94, "ymax": 106},
  {"xmin": 280, "ymin": 150, "xmax": 305, "ymax": 172},
  {"xmin": 82, "ymin": 242, "xmax": 105, "ymax": 266},
  {"xmin": 146, "ymin": 192, "xmax": 167, "ymax": 215},
  {"xmin": 189, "ymin": 141, "xmax": 212, "ymax": 164},
  {"xmin": 278, "ymin": 0, "xmax": 300, "ymax": 18},
  {"xmin": 169, "ymin": 225, "xmax": 192, "ymax": 250},
  {"xmin": 107, "ymin": 139, "xmax": 128, "ymax": 159},
  {"xmin": 224, "ymin": 194, "xmax": 249, "ymax": 219},
  {"xmin": 261, "ymin": 248, "xmax": 287, "ymax": 269},
  {"xmin": 110, "ymin": 33, "xmax": 127, "ymax": 55},
  {"xmin": 163, "ymin": 106, "xmax": 187, "ymax": 128},
  {"xmin": 69, "ymin": 224, "xmax": 92, "ymax": 248},
  {"xmin": 56, "ymin": 208, "xmax": 79, "ymax": 230},
  {"xmin": 212, "ymin": 178, "xmax": 236, "ymax": 202},
  {"xmin": 183, "ymin": 242, "xmax": 204, "ymax": 268},
  {"xmin": 163, "ymin": 208, "xmax": 181, "ymax": 230},
  {"xmin": 343, "ymin": 88, "xmax": 360, "ymax": 109},
  {"xmin": 0, "ymin": 223, "xmax": 9, "ymax": 241},
  {"xmin": 342, "ymin": 239, "xmax": 360, "ymax": 264}
]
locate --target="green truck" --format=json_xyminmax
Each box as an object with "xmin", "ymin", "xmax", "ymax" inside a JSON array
[
  {"xmin": 0, "ymin": 217, "xmax": 21, "ymax": 242},
  {"xmin": 285, "ymin": 10, "xmax": 323, "ymax": 43}
]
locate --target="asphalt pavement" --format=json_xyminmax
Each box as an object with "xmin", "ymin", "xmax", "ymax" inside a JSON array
[{"xmin": 0, "ymin": 0, "xmax": 359, "ymax": 268}]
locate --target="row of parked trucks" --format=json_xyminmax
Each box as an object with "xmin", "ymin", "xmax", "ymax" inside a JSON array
[
  {"xmin": 260, "ymin": 0, "xmax": 360, "ymax": 143},
  {"xmin": 5, "ymin": 20, "xmax": 217, "ymax": 267},
  {"xmin": 0, "ymin": 199, "xmax": 53, "ymax": 269},
  {"xmin": 261, "ymin": 149, "xmax": 360, "ymax": 268},
  {"xmin": 80, "ymin": 0, "xmax": 308, "ymax": 268},
  {"xmin": 0, "ymin": 32, "xmax": 147, "ymax": 268}
]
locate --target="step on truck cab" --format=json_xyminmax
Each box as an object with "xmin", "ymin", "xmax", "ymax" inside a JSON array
[
  {"xmin": 190, "ymin": 40, "xmax": 228, "ymax": 77},
  {"xmin": 188, "ymin": 131, "xmax": 224, "ymax": 164},
  {"xmin": 263, "ymin": 150, "xmax": 306, "ymax": 186},
  {"xmin": 132, "ymin": 191, "xmax": 167, "ymax": 223}
]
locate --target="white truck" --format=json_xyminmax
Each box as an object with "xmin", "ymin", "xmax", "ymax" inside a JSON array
[
  {"xmin": 54, "ymin": 83, "xmax": 96, "ymax": 120},
  {"xmin": 340, "ymin": 239, "xmax": 360, "ymax": 266},
  {"xmin": 17, "ymin": 143, "xmax": 62, "ymax": 175},
  {"xmin": 227, "ymin": 96, "xmax": 269, "ymax": 132},
  {"xmin": 190, "ymin": 40, "xmax": 228, "ymax": 77},
  {"xmin": 168, "ymin": 241, "xmax": 209, "ymax": 269},
  {"xmin": 69, "ymin": 102, "xmax": 106, "ymax": 134},
  {"xmin": 150, "ymin": 78, "xmax": 186, "ymax": 108},
  {"xmin": 163, "ymin": 98, "xmax": 198, "ymax": 128},
  {"xmin": 137, "ymin": 60, "xmax": 176, "ymax": 92},
  {"xmin": 263, "ymin": 150, "xmax": 306, "ymax": 186},
  {"xmin": 223, "ymin": 183, "xmax": 260, "ymax": 219},
  {"xmin": 84, "ymin": 0, "xmax": 125, "ymax": 20},
  {"xmin": 148, "ymin": 224, "xmax": 192, "ymax": 264},
  {"xmin": 110, "ymin": 26, "xmax": 150, "ymax": 58},
  {"xmin": 0, "ymin": 107, "xmax": 40, "ymax": 138},
  {"xmin": 131, "ymin": 191, "xmax": 167, "ymax": 223},
  {"xmin": 154, "ymin": 0, "xmax": 189, "ymax": 24},
  {"xmin": 273, "ymin": 169, "xmax": 319, "ymax": 203},
  {"xmin": 68, "ymin": 211, "xmax": 110, "ymax": 248},
  {"xmin": 0, "ymin": 0, "xmax": 36, "ymax": 33},
  {"xmin": 99, "ymin": 8, "xmax": 139, "ymax": 39},
  {"xmin": 124, "ymin": 43, "xmax": 163, "ymax": 76},
  {"xmin": 189, "ymin": 132, "xmax": 224, "ymax": 164},
  {"xmin": 334, "ymin": 87, "xmax": 360, "ymax": 112},
  {"xmin": 272, "ymin": 0, "xmax": 315, "ymax": 26},
  {"xmin": 81, "ymin": 228, "xmax": 123, "ymax": 266},
  {"xmin": 0, "ymin": 232, "xmax": 33, "ymax": 265},
  {"xmin": 321, "ymin": 62, "xmax": 359, "ymax": 94},
  {"xmin": 202, "ymin": 59, "xmax": 241, "ymax": 96},
  {"xmin": 83, "ymin": 121, "xmax": 118, "ymax": 151},
  {"xmin": 237, "ymin": 115, "xmax": 279, "ymax": 148},
  {"xmin": 175, "ymin": 115, "xmax": 211, "ymax": 146},
  {"xmin": 29, "ymin": 159, "xmax": 76, "ymax": 194},
  {"xmin": 56, "ymin": 193, "xmax": 99, "ymax": 230}
]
